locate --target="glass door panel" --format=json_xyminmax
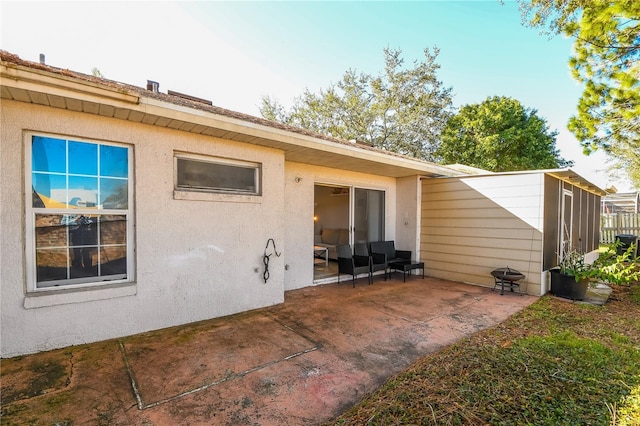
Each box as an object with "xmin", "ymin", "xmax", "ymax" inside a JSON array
[{"xmin": 353, "ymin": 188, "xmax": 385, "ymax": 244}]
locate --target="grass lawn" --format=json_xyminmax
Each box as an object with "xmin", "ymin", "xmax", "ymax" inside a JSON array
[{"xmin": 329, "ymin": 283, "xmax": 640, "ymax": 426}]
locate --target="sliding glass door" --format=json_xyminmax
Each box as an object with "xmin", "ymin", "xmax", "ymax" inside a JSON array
[
  {"xmin": 313, "ymin": 184, "xmax": 385, "ymax": 280},
  {"xmin": 352, "ymin": 188, "xmax": 385, "ymax": 244}
]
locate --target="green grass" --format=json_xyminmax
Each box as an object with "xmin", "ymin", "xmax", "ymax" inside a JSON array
[{"xmin": 329, "ymin": 284, "xmax": 640, "ymax": 426}]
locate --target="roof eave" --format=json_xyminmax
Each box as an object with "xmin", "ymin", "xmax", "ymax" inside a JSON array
[
  {"xmin": 1, "ymin": 60, "xmax": 140, "ymax": 105},
  {"xmin": 435, "ymin": 167, "xmax": 607, "ymax": 196},
  {"xmin": 1, "ymin": 55, "xmax": 457, "ymax": 179}
]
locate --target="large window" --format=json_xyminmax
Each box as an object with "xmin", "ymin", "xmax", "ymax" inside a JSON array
[
  {"xmin": 175, "ymin": 153, "xmax": 261, "ymax": 195},
  {"xmin": 27, "ymin": 134, "xmax": 133, "ymax": 290}
]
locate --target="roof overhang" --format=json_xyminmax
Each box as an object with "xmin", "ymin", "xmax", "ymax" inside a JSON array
[
  {"xmin": 545, "ymin": 169, "xmax": 608, "ymax": 196},
  {"xmin": 433, "ymin": 167, "xmax": 607, "ymax": 196},
  {"xmin": 0, "ymin": 56, "xmax": 459, "ymax": 179}
]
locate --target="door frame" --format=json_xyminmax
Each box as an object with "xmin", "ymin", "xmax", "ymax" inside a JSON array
[{"xmin": 560, "ymin": 188, "xmax": 573, "ymax": 260}]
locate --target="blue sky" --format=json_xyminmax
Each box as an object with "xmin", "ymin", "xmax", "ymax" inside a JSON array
[{"xmin": 0, "ymin": 1, "xmax": 631, "ymax": 191}]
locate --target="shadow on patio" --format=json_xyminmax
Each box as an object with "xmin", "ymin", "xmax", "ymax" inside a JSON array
[{"xmin": 1, "ymin": 275, "xmax": 535, "ymax": 425}]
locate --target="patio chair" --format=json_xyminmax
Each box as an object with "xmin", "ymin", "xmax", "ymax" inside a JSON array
[
  {"xmin": 336, "ymin": 244, "xmax": 372, "ymax": 287},
  {"xmin": 369, "ymin": 241, "xmax": 412, "ymax": 276},
  {"xmin": 369, "ymin": 241, "xmax": 411, "ymax": 263},
  {"xmin": 354, "ymin": 242, "xmax": 387, "ymax": 281}
]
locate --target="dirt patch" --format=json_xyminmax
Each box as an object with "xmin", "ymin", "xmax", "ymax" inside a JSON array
[
  {"xmin": 1, "ymin": 351, "xmax": 72, "ymax": 404},
  {"xmin": 121, "ymin": 313, "xmax": 318, "ymax": 407}
]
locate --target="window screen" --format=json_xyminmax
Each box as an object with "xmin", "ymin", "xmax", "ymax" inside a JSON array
[{"xmin": 176, "ymin": 157, "xmax": 260, "ymax": 195}]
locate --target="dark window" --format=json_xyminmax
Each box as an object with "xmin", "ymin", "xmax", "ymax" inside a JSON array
[{"xmin": 176, "ymin": 156, "xmax": 260, "ymax": 195}]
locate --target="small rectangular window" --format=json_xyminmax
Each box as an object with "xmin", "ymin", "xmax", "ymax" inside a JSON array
[{"xmin": 175, "ymin": 155, "xmax": 261, "ymax": 195}]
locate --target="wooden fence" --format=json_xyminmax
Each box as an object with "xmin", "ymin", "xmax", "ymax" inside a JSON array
[{"xmin": 600, "ymin": 213, "xmax": 640, "ymax": 244}]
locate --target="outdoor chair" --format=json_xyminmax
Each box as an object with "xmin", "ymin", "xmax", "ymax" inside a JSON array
[
  {"xmin": 369, "ymin": 241, "xmax": 412, "ymax": 275},
  {"xmin": 336, "ymin": 244, "xmax": 372, "ymax": 287},
  {"xmin": 354, "ymin": 242, "xmax": 387, "ymax": 281},
  {"xmin": 369, "ymin": 241, "xmax": 412, "ymax": 263}
]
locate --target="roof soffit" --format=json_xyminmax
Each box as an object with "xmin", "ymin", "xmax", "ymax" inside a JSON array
[
  {"xmin": 1, "ymin": 58, "xmax": 456, "ymax": 179},
  {"xmin": 545, "ymin": 170, "xmax": 607, "ymax": 196}
]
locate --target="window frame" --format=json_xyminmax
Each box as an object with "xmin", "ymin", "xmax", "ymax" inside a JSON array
[
  {"xmin": 174, "ymin": 152, "xmax": 262, "ymax": 196},
  {"xmin": 25, "ymin": 132, "xmax": 135, "ymax": 292}
]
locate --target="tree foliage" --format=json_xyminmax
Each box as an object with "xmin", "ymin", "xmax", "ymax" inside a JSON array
[
  {"xmin": 519, "ymin": 0, "xmax": 640, "ymax": 188},
  {"xmin": 260, "ymin": 47, "xmax": 453, "ymax": 161},
  {"xmin": 437, "ymin": 96, "xmax": 573, "ymax": 172},
  {"xmin": 91, "ymin": 67, "xmax": 103, "ymax": 78}
]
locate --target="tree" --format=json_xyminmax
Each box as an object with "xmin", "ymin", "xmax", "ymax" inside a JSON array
[
  {"xmin": 91, "ymin": 67, "xmax": 104, "ymax": 78},
  {"xmin": 518, "ymin": 0, "xmax": 640, "ymax": 187},
  {"xmin": 260, "ymin": 47, "xmax": 453, "ymax": 161},
  {"xmin": 436, "ymin": 96, "xmax": 573, "ymax": 172}
]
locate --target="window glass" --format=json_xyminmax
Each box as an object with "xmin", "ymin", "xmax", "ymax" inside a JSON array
[
  {"xmin": 68, "ymin": 176, "xmax": 99, "ymax": 208},
  {"xmin": 69, "ymin": 141, "xmax": 98, "ymax": 175},
  {"xmin": 69, "ymin": 216, "xmax": 99, "ymax": 279},
  {"xmin": 100, "ymin": 215, "xmax": 128, "ymax": 277},
  {"xmin": 32, "ymin": 173, "xmax": 67, "ymax": 208},
  {"xmin": 29, "ymin": 135, "xmax": 131, "ymax": 290},
  {"xmin": 176, "ymin": 157, "xmax": 259, "ymax": 194},
  {"xmin": 36, "ymin": 248, "xmax": 69, "ymax": 283},
  {"xmin": 100, "ymin": 215, "xmax": 127, "ymax": 245},
  {"xmin": 100, "ymin": 178, "xmax": 128, "ymax": 209},
  {"xmin": 35, "ymin": 214, "xmax": 68, "ymax": 248},
  {"xmin": 32, "ymin": 136, "xmax": 65, "ymax": 173},
  {"xmin": 100, "ymin": 145, "xmax": 128, "ymax": 178},
  {"xmin": 101, "ymin": 246, "xmax": 128, "ymax": 276}
]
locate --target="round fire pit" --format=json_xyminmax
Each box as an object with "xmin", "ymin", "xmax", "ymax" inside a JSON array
[{"xmin": 491, "ymin": 267, "xmax": 525, "ymax": 295}]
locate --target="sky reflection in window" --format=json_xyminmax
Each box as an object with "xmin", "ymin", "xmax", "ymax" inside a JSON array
[{"xmin": 32, "ymin": 136, "xmax": 128, "ymax": 209}]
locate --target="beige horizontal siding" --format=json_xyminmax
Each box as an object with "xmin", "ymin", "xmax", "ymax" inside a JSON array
[
  {"xmin": 425, "ymin": 197, "xmax": 542, "ymax": 211},
  {"xmin": 422, "ymin": 234, "xmax": 542, "ymax": 251},
  {"xmin": 424, "ymin": 177, "xmax": 544, "ymax": 199},
  {"xmin": 420, "ymin": 225, "xmax": 538, "ymax": 240},
  {"xmin": 422, "ymin": 243, "xmax": 542, "ymax": 263},
  {"xmin": 421, "ymin": 174, "xmax": 545, "ymax": 295},
  {"xmin": 424, "ymin": 260, "xmax": 542, "ymax": 286},
  {"xmin": 421, "ymin": 217, "xmax": 538, "ymax": 229}
]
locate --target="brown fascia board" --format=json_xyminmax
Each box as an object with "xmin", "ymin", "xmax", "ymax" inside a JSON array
[{"xmin": 0, "ymin": 50, "xmax": 457, "ymax": 177}]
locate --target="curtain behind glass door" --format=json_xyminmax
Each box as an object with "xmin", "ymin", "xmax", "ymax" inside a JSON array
[{"xmin": 353, "ymin": 188, "xmax": 385, "ymax": 244}]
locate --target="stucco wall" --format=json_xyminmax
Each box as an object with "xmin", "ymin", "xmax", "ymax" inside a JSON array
[
  {"xmin": 283, "ymin": 162, "xmax": 397, "ymax": 291},
  {"xmin": 1, "ymin": 100, "xmax": 286, "ymax": 357},
  {"xmin": 396, "ymin": 176, "xmax": 421, "ymax": 259}
]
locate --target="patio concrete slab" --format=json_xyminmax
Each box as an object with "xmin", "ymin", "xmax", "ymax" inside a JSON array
[{"xmin": 1, "ymin": 276, "xmax": 536, "ymax": 425}]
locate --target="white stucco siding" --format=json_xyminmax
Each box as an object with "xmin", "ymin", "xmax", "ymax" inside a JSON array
[
  {"xmin": 283, "ymin": 162, "xmax": 397, "ymax": 291},
  {"xmin": 396, "ymin": 176, "xmax": 421, "ymax": 260},
  {"xmin": 1, "ymin": 100, "xmax": 285, "ymax": 357},
  {"xmin": 421, "ymin": 174, "xmax": 545, "ymax": 296}
]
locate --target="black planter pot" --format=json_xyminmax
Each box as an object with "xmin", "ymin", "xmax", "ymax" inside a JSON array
[{"xmin": 550, "ymin": 268, "xmax": 588, "ymax": 300}]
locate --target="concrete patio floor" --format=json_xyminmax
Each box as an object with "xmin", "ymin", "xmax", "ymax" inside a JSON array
[{"xmin": 1, "ymin": 275, "xmax": 536, "ymax": 425}]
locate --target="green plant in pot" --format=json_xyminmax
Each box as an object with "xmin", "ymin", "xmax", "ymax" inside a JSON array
[
  {"xmin": 550, "ymin": 247, "xmax": 591, "ymax": 300},
  {"xmin": 551, "ymin": 242, "xmax": 639, "ymax": 300}
]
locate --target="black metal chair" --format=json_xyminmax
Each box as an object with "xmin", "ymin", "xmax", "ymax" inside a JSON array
[
  {"xmin": 354, "ymin": 242, "xmax": 387, "ymax": 281},
  {"xmin": 369, "ymin": 241, "xmax": 411, "ymax": 276},
  {"xmin": 337, "ymin": 244, "xmax": 372, "ymax": 287}
]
